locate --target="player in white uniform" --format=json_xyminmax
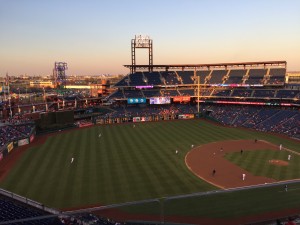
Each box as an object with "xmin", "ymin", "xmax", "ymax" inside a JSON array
[{"xmin": 242, "ymin": 173, "xmax": 246, "ymax": 180}]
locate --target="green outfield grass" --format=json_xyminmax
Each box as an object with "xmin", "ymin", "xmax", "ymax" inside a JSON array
[
  {"xmin": 0, "ymin": 119, "xmax": 300, "ymax": 215},
  {"xmin": 118, "ymin": 182, "xmax": 300, "ymax": 218},
  {"xmin": 225, "ymin": 150, "xmax": 300, "ymax": 180}
]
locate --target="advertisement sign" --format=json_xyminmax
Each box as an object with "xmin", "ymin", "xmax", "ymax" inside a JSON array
[
  {"xmin": 18, "ymin": 138, "xmax": 29, "ymax": 146},
  {"xmin": 150, "ymin": 97, "xmax": 171, "ymax": 105},
  {"xmin": 133, "ymin": 117, "xmax": 141, "ymax": 122},
  {"xmin": 173, "ymin": 96, "xmax": 191, "ymax": 102},
  {"xmin": 7, "ymin": 142, "xmax": 14, "ymax": 153},
  {"xmin": 135, "ymin": 85, "xmax": 153, "ymax": 89},
  {"xmin": 30, "ymin": 134, "xmax": 35, "ymax": 143},
  {"xmin": 133, "ymin": 117, "xmax": 150, "ymax": 122},
  {"xmin": 127, "ymin": 98, "xmax": 146, "ymax": 104},
  {"xmin": 178, "ymin": 114, "xmax": 195, "ymax": 119}
]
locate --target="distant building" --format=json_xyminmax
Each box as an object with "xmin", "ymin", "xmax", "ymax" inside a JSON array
[
  {"xmin": 29, "ymin": 80, "xmax": 54, "ymax": 88},
  {"xmin": 287, "ymin": 72, "xmax": 300, "ymax": 85}
]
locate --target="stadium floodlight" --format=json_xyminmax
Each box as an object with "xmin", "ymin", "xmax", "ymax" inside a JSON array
[
  {"xmin": 131, "ymin": 34, "xmax": 153, "ymax": 73},
  {"xmin": 135, "ymin": 35, "xmax": 151, "ymax": 48}
]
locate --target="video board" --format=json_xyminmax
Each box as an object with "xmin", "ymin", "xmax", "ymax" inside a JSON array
[{"xmin": 149, "ymin": 97, "xmax": 171, "ymax": 105}]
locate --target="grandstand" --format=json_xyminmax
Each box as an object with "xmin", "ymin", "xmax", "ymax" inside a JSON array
[
  {"xmin": 112, "ymin": 62, "xmax": 294, "ymax": 105},
  {"xmin": 103, "ymin": 60, "xmax": 300, "ymax": 141},
  {"xmin": 1, "ymin": 59, "xmax": 300, "ymax": 225}
]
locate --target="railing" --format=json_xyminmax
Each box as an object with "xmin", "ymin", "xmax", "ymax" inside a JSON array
[{"xmin": 0, "ymin": 188, "xmax": 60, "ymax": 215}]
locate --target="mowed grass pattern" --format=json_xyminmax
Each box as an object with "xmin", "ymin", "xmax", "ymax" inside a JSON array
[
  {"xmin": 120, "ymin": 182, "xmax": 300, "ymax": 218},
  {"xmin": 225, "ymin": 149, "xmax": 300, "ymax": 180},
  {"xmin": 0, "ymin": 120, "xmax": 300, "ymax": 209}
]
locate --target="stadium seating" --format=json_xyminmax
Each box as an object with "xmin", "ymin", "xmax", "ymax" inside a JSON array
[
  {"xmin": 212, "ymin": 89, "xmax": 232, "ymax": 97},
  {"xmin": 203, "ymin": 105, "xmax": 300, "ymax": 139},
  {"xmin": 144, "ymin": 72, "xmax": 163, "ymax": 85},
  {"xmin": 178, "ymin": 88, "xmax": 194, "ymax": 96},
  {"xmin": 245, "ymin": 69, "xmax": 267, "ymax": 84},
  {"xmin": 268, "ymin": 68, "xmax": 286, "ymax": 85},
  {"xmin": 255, "ymin": 110, "xmax": 297, "ymax": 131},
  {"xmin": 276, "ymin": 90, "xmax": 300, "ymax": 99},
  {"xmin": 252, "ymin": 89, "xmax": 276, "ymax": 98},
  {"xmin": 0, "ymin": 194, "xmax": 123, "ymax": 225},
  {"xmin": 231, "ymin": 89, "xmax": 253, "ymax": 97},
  {"xmin": 0, "ymin": 195, "xmax": 56, "ymax": 225},
  {"xmin": 123, "ymin": 90, "xmax": 144, "ymax": 98},
  {"xmin": 161, "ymin": 89, "xmax": 179, "ymax": 96},
  {"xmin": 272, "ymin": 111, "xmax": 298, "ymax": 132},
  {"xmin": 224, "ymin": 69, "xmax": 246, "ymax": 84},
  {"xmin": 206, "ymin": 70, "xmax": 227, "ymax": 84},
  {"xmin": 142, "ymin": 90, "xmax": 161, "ymax": 97},
  {"xmin": 109, "ymin": 90, "xmax": 124, "ymax": 99},
  {"xmin": 129, "ymin": 72, "xmax": 147, "ymax": 86},
  {"xmin": 177, "ymin": 71, "xmax": 194, "ymax": 84},
  {"xmin": 0, "ymin": 124, "xmax": 34, "ymax": 147},
  {"xmin": 196, "ymin": 70, "xmax": 210, "ymax": 84},
  {"xmin": 161, "ymin": 71, "xmax": 181, "ymax": 85},
  {"xmin": 60, "ymin": 213, "xmax": 122, "ymax": 225},
  {"xmin": 113, "ymin": 75, "xmax": 129, "ymax": 86}
]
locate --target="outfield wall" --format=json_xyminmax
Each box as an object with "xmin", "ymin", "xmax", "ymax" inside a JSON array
[{"xmin": 95, "ymin": 113, "xmax": 196, "ymax": 124}]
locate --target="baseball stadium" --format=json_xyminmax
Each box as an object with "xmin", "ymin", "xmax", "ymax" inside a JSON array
[{"xmin": 0, "ymin": 35, "xmax": 300, "ymax": 225}]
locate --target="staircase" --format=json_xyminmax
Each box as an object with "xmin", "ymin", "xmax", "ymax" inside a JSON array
[
  {"xmin": 242, "ymin": 69, "xmax": 250, "ymax": 84},
  {"xmin": 175, "ymin": 71, "xmax": 183, "ymax": 84}
]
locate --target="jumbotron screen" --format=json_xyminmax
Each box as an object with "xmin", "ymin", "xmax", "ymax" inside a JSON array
[{"xmin": 150, "ymin": 97, "xmax": 171, "ymax": 105}]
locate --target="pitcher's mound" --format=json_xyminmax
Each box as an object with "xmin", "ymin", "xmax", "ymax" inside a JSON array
[{"xmin": 268, "ymin": 159, "xmax": 289, "ymax": 166}]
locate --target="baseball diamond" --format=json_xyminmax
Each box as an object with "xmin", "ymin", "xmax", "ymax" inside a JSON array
[
  {"xmin": 0, "ymin": 15, "xmax": 300, "ymax": 224},
  {"xmin": 1, "ymin": 119, "xmax": 300, "ymax": 225}
]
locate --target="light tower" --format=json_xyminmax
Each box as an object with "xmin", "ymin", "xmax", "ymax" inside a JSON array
[
  {"xmin": 53, "ymin": 62, "xmax": 68, "ymax": 89},
  {"xmin": 131, "ymin": 35, "xmax": 153, "ymax": 73}
]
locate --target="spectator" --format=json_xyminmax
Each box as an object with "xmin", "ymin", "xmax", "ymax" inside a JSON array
[{"xmin": 285, "ymin": 217, "xmax": 296, "ymax": 225}]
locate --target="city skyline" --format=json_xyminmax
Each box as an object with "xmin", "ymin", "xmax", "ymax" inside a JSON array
[{"xmin": 1, "ymin": 0, "xmax": 300, "ymax": 76}]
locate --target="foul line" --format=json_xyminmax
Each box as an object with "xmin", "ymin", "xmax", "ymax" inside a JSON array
[{"xmin": 259, "ymin": 140, "xmax": 300, "ymax": 156}]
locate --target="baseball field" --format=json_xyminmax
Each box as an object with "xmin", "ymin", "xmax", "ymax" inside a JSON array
[{"xmin": 1, "ymin": 119, "xmax": 300, "ymax": 224}]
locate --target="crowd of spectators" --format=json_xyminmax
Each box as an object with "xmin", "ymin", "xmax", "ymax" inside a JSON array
[
  {"xmin": 59, "ymin": 213, "xmax": 124, "ymax": 225},
  {"xmin": 1, "ymin": 193, "xmax": 125, "ymax": 225},
  {"xmin": 98, "ymin": 104, "xmax": 197, "ymax": 119},
  {"xmin": 0, "ymin": 195, "xmax": 57, "ymax": 225},
  {"xmin": 4, "ymin": 113, "xmax": 31, "ymax": 124},
  {"xmin": 0, "ymin": 114, "xmax": 35, "ymax": 147},
  {"xmin": 0, "ymin": 124, "xmax": 34, "ymax": 147},
  {"xmin": 94, "ymin": 103, "xmax": 300, "ymax": 139},
  {"xmin": 203, "ymin": 105, "xmax": 300, "ymax": 139}
]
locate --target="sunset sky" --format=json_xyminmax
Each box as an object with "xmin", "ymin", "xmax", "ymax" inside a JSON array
[{"xmin": 0, "ymin": 0, "xmax": 300, "ymax": 76}]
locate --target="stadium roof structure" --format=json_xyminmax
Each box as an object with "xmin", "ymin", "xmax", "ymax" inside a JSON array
[{"xmin": 124, "ymin": 61, "xmax": 287, "ymax": 71}]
